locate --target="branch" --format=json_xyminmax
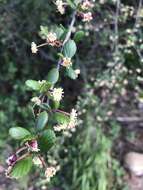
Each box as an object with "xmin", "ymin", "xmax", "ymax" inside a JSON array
[
  {"xmin": 63, "ymin": 11, "xmax": 76, "ymax": 46},
  {"xmin": 133, "ymin": 0, "xmax": 142, "ymax": 30},
  {"xmin": 114, "ymin": 0, "xmax": 120, "ymax": 55},
  {"xmin": 55, "ymin": 109, "xmax": 70, "ymax": 116},
  {"xmin": 16, "ymin": 146, "xmax": 27, "ymax": 155},
  {"xmin": 7, "ymin": 152, "xmax": 31, "ymax": 176},
  {"xmin": 57, "ymin": 10, "xmax": 77, "ymax": 69},
  {"xmin": 116, "ymin": 116, "xmax": 143, "ymax": 123}
]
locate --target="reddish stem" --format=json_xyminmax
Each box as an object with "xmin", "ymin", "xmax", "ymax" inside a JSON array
[{"xmin": 55, "ymin": 109, "xmax": 70, "ymax": 116}]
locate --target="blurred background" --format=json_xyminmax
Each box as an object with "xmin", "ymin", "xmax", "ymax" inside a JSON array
[{"xmin": 0, "ymin": 0, "xmax": 143, "ymax": 189}]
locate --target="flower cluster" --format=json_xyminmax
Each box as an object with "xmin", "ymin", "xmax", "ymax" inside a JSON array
[
  {"xmin": 62, "ymin": 57, "xmax": 72, "ymax": 67},
  {"xmin": 81, "ymin": 0, "xmax": 94, "ymax": 10},
  {"xmin": 32, "ymin": 156, "xmax": 43, "ymax": 168},
  {"xmin": 31, "ymin": 42, "xmax": 38, "ymax": 54},
  {"xmin": 80, "ymin": 0, "xmax": 94, "ymax": 22},
  {"xmin": 31, "ymin": 97, "xmax": 41, "ymax": 105},
  {"xmin": 38, "ymin": 80, "xmax": 46, "ymax": 85},
  {"xmin": 82, "ymin": 12, "xmax": 93, "ymax": 22},
  {"xmin": 54, "ymin": 109, "xmax": 78, "ymax": 132},
  {"xmin": 46, "ymin": 32, "xmax": 58, "ymax": 46},
  {"xmin": 51, "ymin": 88, "xmax": 64, "ymax": 102},
  {"xmin": 31, "ymin": 32, "xmax": 62, "ymax": 54},
  {"xmin": 55, "ymin": 0, "xmax": 65, "ymax": 15},
  {"xmin": 68, "ymin": 108, "xmax": 78, "ymax": 129},
  {"xmin": 45, "ymin": 166, "xmax": 57, "ymax": 181}
]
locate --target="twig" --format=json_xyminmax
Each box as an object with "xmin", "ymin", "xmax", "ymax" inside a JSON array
[
  {"xmin": 116, "ymin": 116, "xmax": 143, "ymax": 123},
  {"xmin": 133, "ymin": 0, "xmax": 142, "ymax": 30},
  {"xmin": 16, "ymin": 34, "xmax": 56, "ymax": 62},
  {"xmin": 38, "ymin": 155, "xmax": 47, "ymax": 168},
  {"xmin": 133, "ymin": 0, "xmax": 143, "ymax": 60},
  {"xmin": 114, "ymin": 0, "xmax": 120, "ymax": 55},
  {"xmin": 54, "ymin": 109, "xmax": 70, "ymax": 116},
  {"xmin": 16, "ymin": 146, "xmax": 27, "ymax": 155},
  {"xmin": 63, "ymin": 11, "xmax": 76, "ymax": 46},
  {"xmin": 7, "ymin": 152, "xmax": 31, "ymax": 176},
  {"xmin": 16, "ymin": 152, "xmax": 31, "ymax": 163},
  {"xmin": 57, "ymin": 11, "xmax": 77, "ymax": 69}
]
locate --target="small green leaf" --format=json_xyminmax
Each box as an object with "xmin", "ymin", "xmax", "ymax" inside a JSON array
[
  {"xmin": 74, "ymin": 31, "xmax": 85, "ymax": 42},
  {"xmin": 36, "ymin": 111, "xmax": 48, "ymax": 131},
  {"xmin": 54, "ymin": 112, "xmax": 70, "ymax": 125},
  {"xmin": 74, "ymin": 0, "xmax": 81, "ymax": 6},
  {"xmin": 22, "ymin": 134, "xmax": 37, "ymax": 144},
  {"xmin": 63, "ymin": 40, "xmax": 77, "ymax": 58},
  {"xmin": 39, "ymin": 25, "xmax": 49, "ymax": 40},
  {"xmin": 25, "ymin": 80, "xmax": 40, "ymax": 91},
  {"xmin": 54, "ymin": 101, "xmax": 60, "ymax": 109},
  {"xmin": 39, "ymin": 103, "xmax": 51, "ymax": 111},
  {"xmin": 40, "ymin": 81, "xmax": 52, "ymax": 93},
  {"xmin": 57, "ymin": 53, "xmax": 64, "ymax": 58},
  {"xmin": 10, "ymin": 157, "xmax": 32, "ymax": 179},
  {"xmin": 140, "ymin": 44, "xmax": 143, "ymax": 50},
  {"xmin": 55, "ymin": 27, "xmax": 65, "ymax": 39},
  {"xmin": 66, "ymin": 67, "xmax": 78, "ymax": 80},
  {"xmin": 47, "ymin": 68, "xmax": 59, "ymax": 84},
  {"xmin": 39, "ymin": 129, "xmax": 56, "ymax": 152},
  {"xmin": 66, "ymin": 0, "xmax": 76, "ymax": 9},
  {"xmin": 9, "ymin": 127, "xmax": 31, "ymax": 140}
]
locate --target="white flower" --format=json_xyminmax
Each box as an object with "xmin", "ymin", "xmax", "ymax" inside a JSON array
[
  {"xmin": 54, "ymin": 123, "xmax": 67, "ymax": 131},
  {"xmin": 31, "ymin": 42, "xmax": 38, "ymax": 54},
  {"xmin": 38, "ymin": 80, "xmax": 46, "ymax": 85},
  {"xmin": 62, "ymin": 57, "xmax": 72, "ymax": 67},
  {"xmin": 54, "ymin": 109, "xmax": 78, "ymax": 131},
  {"xmin": 45, "ymin": 166, "xmax": 57, "ymax": 181},
  {"xmin": 47, "ymin": 32, "xmax": 57, "ymax": 46},
  {"xmin": 99, "ymin": 0, "xmax": 105, "ymax": 4},
  {"xmin": 75, "ymin": 69, "xmax": 80, "ymax": 75},
  {"xmin": 139, "ymin": 98, "xmax": 143, "ymax": 104},
  {"xmin": 81, "ymin": 0, "xmax": 94, "ymax": 10},
  {"xmin": 32, "ymin": 157, "xmax": 43, "ymax": 168},
  {"xmin": 52, "ymin": 88, "xmax": 64, "ymax": 102},
  {"xmin": 68, "ymin": 109, "xmax": 77, "ymax": 129},
  {"xmin": 31, "ymin": 97, "xmax": 41, "ymax": 105},
  {"xmin": 55, "ymin": 0, "xmax": 65, "ymax": 14},
  {"xmin": 82, "ymin": 12, "xmax": 93, "ymax": 22}
]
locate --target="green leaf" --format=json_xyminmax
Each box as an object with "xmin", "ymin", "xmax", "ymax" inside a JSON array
[
  {"xmin": 39, "ymin": 103, "xmax": 51, "ymax": 111},
  {"xmin": 10, "ymin": 157, "xmax": 32, "ymax": 179},
  {"xmin": 39, "ymin": 25, "xmax": 49, "ymax": 40},
  {"xmin": 40, "ymin": 81, "xmax": 52, "ymax": 93},
  {"xmin": 63, "ymin": 40, "xmax": 77, "ymax": 58},
  {"xmin": 9, "ymin": 127, "xmax": 31, "ymax": 140},
  {"xmin": 54, "ymin": 112, "xmax": 70, "ymax": 125},
  {"xmin": 39, "ymin": 129, "xmax": 56, "ymax": 152},
  {"xmin": 140, "ymin": 44, "xmax": 143, "ymax": 50},
  {"xmin": 55, "ymin": 27, "xmax": 65, "ymax": 39},
  {"xmin": 66, "ymin": 67, "xmax": 78, "ymax": 80},
  {"xmin": 66, "ymin": 0, "xmax": 76, "ymax": 9},
  {"xmin": 74, "ymin": 0, "xmax": 82, "ymax": 6},
  {"xmin": 54, "ymin": 101, "xmax": 60, "ymax": 109},
  {"xmin": 25, "ymin": 80, "xmax": 40, "ymax": 91},
  {"xmin": 47, "ymin": 68, "xmax": 59, "ymax": 84},
  {"xmin": 36, "ymin": 111, "xmax": 48, "ymax": 131},
  {"xmin": 21, "ymin": 134, "xmax": 37, "ymax": 144},
  {"xmin": 74, "ymin": 31, "xmax": 85, "ymax": 42}
]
